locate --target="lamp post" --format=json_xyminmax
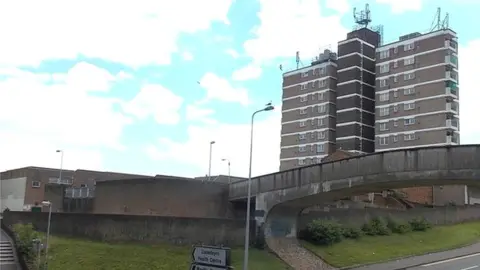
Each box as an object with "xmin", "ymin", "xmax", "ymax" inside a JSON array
[
  {"xmin": 221, "ymin": 158, "xmax": 231, "ymax": 184},
  {"xmin": 243, "ymin": 102, "xmax": 274, "ymax": 270},
  {"xmin": 56, "ymin": 150, "xmax": 63, "ymax": 184},
  {"xmin": 41, "ymin": 200, "xmax": 52, "ymax": 270},
  {"xmin": 208, "ymin": 141, "xmax": 215, "ymax": 182}
]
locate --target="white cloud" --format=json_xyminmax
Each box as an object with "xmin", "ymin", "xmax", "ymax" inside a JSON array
[
  {"xmin": 182, "ymin": 51, "xmax": 194, "ymax": 61},
  {"xmin": 232, "ymin": 64, "xmax": 263, "ymax": 81},
  {"xmin": 243, "ymin": 0, "xmax": 348, "ymax": 67},
  {"xmin": 459, "ymin": 39, "xmax": 480, "ymax": 144},
  {"xmin": 146, "ymin": 106, "xmax": 281, "ymax": 177},
  {"xmin": 198, "ymin": 72, "xmax": 250, "ymax": 105},
  {"xmin": 0, "ymin": 0, "xmax": 232, "ymax": 67},
  {"xmin": 226, "ymin": 49, "xmax": 240, "ymax": 59},
  {"xmin": 325, "ymin": 0, "xmax": 350, "ymax": 14},
  {"xmin": 376, "ymin": 0, "xmax": 423, "ymax": 14},
  {"xmin": 122, "ymin": 84, "xmax": 183, "ymax": 125},
  {"xmin": 185, "ymin": 104, "xmax": 217, "ymax": 124},
  {"xmin": 0, "ymin": 63, "xmax": 133, "ymax": 171}
]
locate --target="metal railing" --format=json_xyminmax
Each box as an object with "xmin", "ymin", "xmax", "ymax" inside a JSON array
[
  {"xmin": 65, "ymin": 187, "xmax": 95, "ymax": 198},
  {"xmin": 48, "ymin": 177, "xmax": 73, "ymax": 185}
]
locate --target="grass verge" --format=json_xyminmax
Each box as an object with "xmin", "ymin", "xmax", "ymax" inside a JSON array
[
  {"xmin": 48, "ymin": 236, "xmax": 289, "ymax": 270},
  {"xmin": 302, "ymin": 221, "xmax": 480, "ymax": 268}
]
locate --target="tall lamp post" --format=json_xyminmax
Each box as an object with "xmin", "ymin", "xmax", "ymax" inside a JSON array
[
  {"xmin": 208, "ymin": 141, "xmax": 215, "ymax": 182},
  {"xmin": 243, "ymin": 102, "xmax": 274, "ymax": 270},
  {"xmin": 41, "ymin": 200, "xmax": 52, "ymax": 270},
  {"xmin": 56, "ymin": 150, "xmax": 63, "ymax": 183},
  {"xmin": 221, "ymin": 158, "xmax": 231, "ymax": 184}
]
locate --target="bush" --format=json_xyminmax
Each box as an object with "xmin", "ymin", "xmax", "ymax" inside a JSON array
[
  {"xmin": 386, "ymin": 217, "xmax": 411, "ymax": 234},
  {"xmin": 343, "ymin": 226, "xmax": 363, "ymax": 239},
  {"xmin": 303, "ymin": 219, "xmax": 344, "ymax": 245},
  {"xmin": 409, "ymin": 217, "xmax": 432, "ymax": 231},
  {"xmin": 362, "ymin": 217, "xmax": 391, "ymax": 236},
  {"xmin": 12, "ymin": 223, "xmax": 43, "ymax": 268}
]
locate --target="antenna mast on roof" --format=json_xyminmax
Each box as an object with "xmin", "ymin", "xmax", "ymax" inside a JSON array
[
  {"xmin": 295, "ymin": 51, "xmax": 304, "ymax": 70},
  {"xmin": 430, "ymin": 7, "xmax": 450, "ymax": 32},
  {"xmin": 353, "ymin": 3, "xmax": 372, "ymax": 28}
]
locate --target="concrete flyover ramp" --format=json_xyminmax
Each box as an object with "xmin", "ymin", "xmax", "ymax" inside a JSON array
[{"xmin": 229, "ymin": 145, "xmax": 480, "ymax": 270}]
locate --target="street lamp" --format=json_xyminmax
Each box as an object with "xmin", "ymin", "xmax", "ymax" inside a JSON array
[
  {"xmin": 243, "ymin": 102, "xmax": 274, "ymax": 270},
  {"xmin": 221, "ymin": 158, "xmax": 231, "ymax": 184},
  {"xmin": 208, "ymin": 141, "xmax": 215, "ymax": 182},
  {"xmin": 56, "ymin": 150, "xmax": 63, "ymax": 184},
  {"xmin": 41, "ymin": 200, "xmax": 52, "ymax": 270}
]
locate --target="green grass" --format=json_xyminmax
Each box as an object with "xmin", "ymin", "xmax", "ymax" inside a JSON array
[
  {"xmin": 302, "ymin": 221, "xmax": 480, "ymax": 268},
  {"xmin": 48, "ymin": 237, "xmax": 289, "ymax": 270}
]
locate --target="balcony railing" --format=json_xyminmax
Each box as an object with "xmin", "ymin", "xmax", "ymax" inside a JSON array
[
  {"xmin": 447, "ymin": 135, "xmax": 459, "ymax": 144},
  {"xmin": 445, "ymin": 55, "xmax": 458, "ymax": 66},
  {"xmin": 65, "ymin": 187, "xmax": 95, "ymax": 198},
  {"xmin": 446, "ymin": 102, "xmax": 458, "ymax": 113},
  {"xmin": 447, "ymin": 119, "xmax": 459, "ymax": 128},
  {"xmin": 446, "ymin": 71, "xmax": 458, "ymax": 82},
  {"xmin": 446, "ymin": 87, "xmax": 458, "ymax": 96},
  {"xmin": 48, "ymin": 177, "xmax": 73, "ymax": 185}
]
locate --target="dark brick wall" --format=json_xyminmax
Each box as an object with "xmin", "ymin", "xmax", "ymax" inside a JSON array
[
  {"xmin": 298, "ymin": 205, "xmax": 480, "ymax": 230},
  {"xmin": 93, "ymin": 176, "xmax": 234, "ymax": 218},
  {"xmin": 2, "ymin": 211, "xmax": 254, "ymax": 247}
]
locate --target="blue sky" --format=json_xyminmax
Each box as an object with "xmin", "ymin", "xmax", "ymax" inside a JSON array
[{"xmin": 0, "ymin": 0, "xmax": 478, "ymax": 178}]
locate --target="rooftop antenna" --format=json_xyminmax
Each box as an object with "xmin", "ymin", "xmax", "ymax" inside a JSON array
[
  {"xmin": 295, "ymin": 51, "xmax": 301, "ymax": 69},
  {"xmin": 353, "ymin": 3, "xmax": 372, "ymax": 28},
  {"xmin": 430, "ymin": 7, "xmax": 450, "ymax": 32}
]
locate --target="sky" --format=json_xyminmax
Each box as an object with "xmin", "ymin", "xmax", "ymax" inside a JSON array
[{"xmin": 0, "ymin": 0, "xmax": 478, "ymax": 178}]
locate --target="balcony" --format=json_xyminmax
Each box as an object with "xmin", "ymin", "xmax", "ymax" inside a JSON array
[
  {"xmin": 446, "ymin": 71, "xmax": 458, "ymax": 82},
  {"xmin": 65, "ymin": 187, "xmax": 95, "ymax": 198},
  {"xmin": 445, "ymin": 40, "xmax": 458, "ymax": 53},
  {"xmin": 446, "ymin": 102, "xmax": 458, "ymax": 113},
  {"xmin": 48, "ymin": 177, "xmax": 73, "ymax": 185},
  {"xmin": 445, "ymin": 87, "xmax": 458, "ymax": 96},
  {"xmin": 447, "ymin": 135, "xmax": 459, "ymax": 144},
  {"xmin": 446, "ymin": 119, "xmax": 459, "ymax": 128},
  {"xmin": 445, "ymin": 55, "xmax": 458, "ymax": 67}
]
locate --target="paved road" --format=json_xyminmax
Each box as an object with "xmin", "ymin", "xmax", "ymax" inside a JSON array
[
  {"xmin": 408, "ymin": 253, "xmax": 480, "ymax": 270},
  {"xmin": 350, "ymin": 243, "xmax": 480, "ymax": 270}
]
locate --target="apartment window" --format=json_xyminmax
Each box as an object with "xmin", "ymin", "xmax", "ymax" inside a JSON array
[
  {"xmin": 301, "ymin": 84, "xmax": 307, "ymax": 90},
  {"xmin": 404, "ymin": 72, "xmax": 415, "ymax": 81},
  {"xmin": 312, "ymin": 68, "xmax": 317, "ymax": 75},
  {"xmin": 301, "ymin": 72, "xmax": 309, "ymax": 78},
  {"xmin": 404, "ymin": 57, "xmax": 415, "ymax": 65},
  {"xmin": 380, "ymin": 63, "xmax": 390, "ymax": 74},
  {"xmin": 298, "ymin": 133, "xmax": 306, "ymax": 140},
  {"xmin": 393, "ymin": 76, "xmax": 398, "ymax": 83},
  {"xmin": 318, "ymin": 131, "xmax": 326, "ymax": 139},
  {"xmin": 393, "ymin": 104, "xmax": 398, "ymax": 112},
  {"xmin": 317, "ymin": 105, "xmax": 326, "ymax": 113},
  {"xmin": 299, "ymin": 121, "xmax": 306, "ymax": 127},
  {"xmin": 299, "ymin": 145, "xmax": 306, "ymax": 152},
  {"xmin": 393, "ymin": 90, "xmax": 398, "ymax": 98},
  {"xmin": 394, "ymin": 46, "xmax": 398, "ymax": 54},
  {"xmin": 311, "ymin": 118, "xmax": 315, "ymax": 126},
  {"xmin": 379, "ymin": 50, "xmax": 390, "ymax": 59},
  {"xmin": 80, "ymin": 184, "xmax": 87, "ymax": 188},
  {"xmin": 311, "ymin": 132, "xmax": 315, "ymax": 138},
  {"xmin": 379, "ymin": 123, "xmax": 388, "ymax": 131},
  {"xmin": 393, "ymin": 135, "xmax": 398, "ymax": 142},
  {"xmin": 300, "ymin": 95, "xmax": 307, "ymax": 102},
  {"xmin": 393, "ymin": 61, "xmax": 398, "ymax": 68},
  {"xmin": 318, "ymin": 118, "xmax": 325, "ymax": 126},
  {"xmin": 32, "ymin": 181, "xmax": 41, "ymax": 188},
  {"xmin": 380, "ymin": 79, "xmax": 388, "ymax": 87},
  {"xmin": 404, "ymin": 118, "xmax": 416, "ymax": 125},
  {"xmin": 404, "ymin": 102, "xmax": 415, "ymax": 110},
  {"xmin": 404, "ymin": 43, "xmax": 415, "ymax": 51},
  {"xmin": 318, "ymin": 92, "xmax": 324, "ymax": 101},
  {"xmin": 393, "ymin": 120, "xmax": 398, "ymax": 127},
  {"xmin": 300, "ymin": 108, "xmax": 307, "ymax": 114},
  {"xmin": 317, "ymin": 144, "xmax": 325, "ymax": 153},
  {"xmin": 379, "ymin": 107, "xmax": 390, "ymax": 116},
  {"xmin": 379, "ymin": 137, "xmax": 388, "ymax": 145},
  {"xmin": 298, "ymin": 159, "xmax": 306, "ymax": 165},
  {"xmin": 311, "ymin": 93, "xmax": 315, "ymax": 100},
  {"xmin": 319, "ymin": 79, "xmax": 326, "ymax": 88},
  {"xmin": 319, "ymin": 68, "xmax": 325, "ymax": 75},
  {"xmin": 404, "ymin": 133, "xmax": 416, "ymax": 141},
  {"xmin": 404, "ymin": 87, "xmax": 415, "ymax": 95},
  {"xmin": 379, "ymin": 93, "xmax": 389, "ymax": 102},
  {"xmin": 311, "ymin": 81, "xmax": 317, "ymax": 88}
]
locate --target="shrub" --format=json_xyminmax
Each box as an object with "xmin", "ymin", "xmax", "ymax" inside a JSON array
[
  {"xmin": 362, "ymin": 217, "xmax": 391, "ymax": 236},
  {"xmin": 343, "ymin": 226, "xmax": 363, "ymax": 239},
  {"xmin": 409, "ymin": 217, "xmax": 432, "ymax": 231},
  {"xmin": 303, "ymin": 219, "xmax": 344, "ymax": 245},
  {"xmin": 386, "ymin": 217, "xmax": 411, "ymax": 234},
  {"xmin": 12, "ymin": 223, "xmax": 43, "ymax": 268}
]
